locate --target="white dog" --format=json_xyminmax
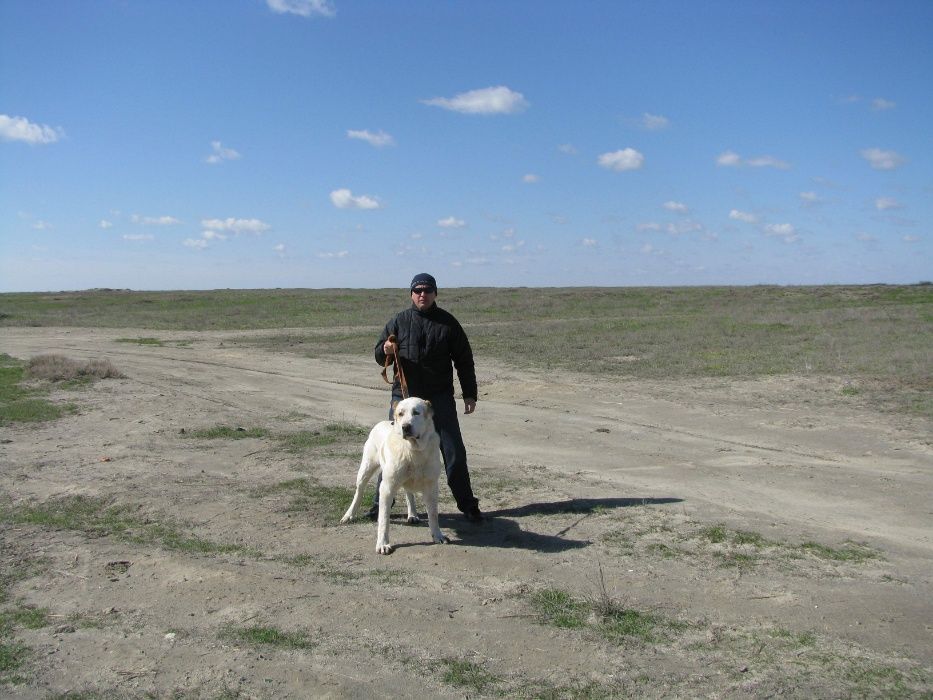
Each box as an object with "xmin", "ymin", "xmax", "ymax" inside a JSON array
[{"xmin": 341, "ymin": 397, "xmax": 450, "ymax": 554}]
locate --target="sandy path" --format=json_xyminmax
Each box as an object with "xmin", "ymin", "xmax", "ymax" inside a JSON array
[
  {"xmin": 1, "ymin": 327, "xmax": 931, "ymax": 697},
  {"xmin": 5, "ymin": 327, "xmax": 929, "ymax": 557}
]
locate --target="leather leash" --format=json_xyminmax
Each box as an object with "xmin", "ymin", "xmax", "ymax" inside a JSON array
[{"xmin": 380, "ymin": 334, "xmax": 409, "ymax": 399}]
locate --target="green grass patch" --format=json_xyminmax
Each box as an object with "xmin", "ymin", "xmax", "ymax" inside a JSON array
[
  {"xmin": 0, "ymin": 606, "xmax": 50, "ymax": 632},
  {"xmin": 0, "ymin": 360, "xmax": 66, "ymax": 424},
  {"xmin": 276, "ymin": 422, "xmax": 368, "ymax": 453},
  {"xmin": 528, "ymin": 587, "xmax": 669, "ymax": 645},
  {"xmin": 0, "ymin": 353, "xmax": 122, "ymax": 425},
  {"xmin": 596, "ymin": 607, "xmax": 663, "ymax": 643},
  {"xmin": 0, "ymin": 637, "xmax": 29, "ymax": 684},
  {"xmin": 439, "ymin": 658, "xmax": 500, "ymax": 692},
  {"xmin": 182, "ymin": 425, "xmax": 270, "ymax": 440},
  {"xmin": 222, "ymin": 624, "xmax": 316, "ymax": 651},
  {"xmin": 698, "ymin": 524, "xmax": 728, "ymax": 543},
  {"xmin": 799, "ymin": 540, "xmax": 878, "ymax": 562},
  {"xmin": 251, "ymin": 478, "xmax": 355, "ymax": 524},
  {"xmin": 0, "ymin": 495, "xmax": 256, "ymax": 557},
  {"xmin": 180, "ymin": 422, "xmax": 367, "ymax": 457},
  {"xmin": 0, "ymin": 547, "xmax": 52, "ymax": 686},
  {"xmin": 528, "ymin": 588, "xmax": 591, "ymax": 629},
  {"xmin": 843, "ymin": 663, "xmax": 922, "ymax": 699},
  {"xmin": 695, "ymin": 524, "xmax": 879, "ymax": 568}
]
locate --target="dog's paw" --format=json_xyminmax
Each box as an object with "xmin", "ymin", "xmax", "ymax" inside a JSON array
[
  {"xmin": 339, "ymin": 514, "xmax": 353, "ymax": 524},
  {"xmin": 376, "ymin": 543, "xmax": 394, "ymax": 555},
  {"xmin": 406, "ymin": 515, "xmax": 422, "ymax": 525},
  {"xmin": 432, "ymin": 533, "xmax": 451, "ymax": 545}
]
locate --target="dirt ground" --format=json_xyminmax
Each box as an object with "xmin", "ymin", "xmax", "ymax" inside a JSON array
[{"xmin": 1, "ymin": 327, "xmax": 931, "ymax": 698}]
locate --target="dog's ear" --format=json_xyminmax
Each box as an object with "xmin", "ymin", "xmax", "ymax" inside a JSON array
[{"xmin": 423, "ymin": 400, "xmax": 432, "ymax": 417}]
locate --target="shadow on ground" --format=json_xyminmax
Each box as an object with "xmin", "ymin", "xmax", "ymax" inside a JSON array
[{"xmin": 434, "ymin": 497, "xmax": 683, "ymax": 554}]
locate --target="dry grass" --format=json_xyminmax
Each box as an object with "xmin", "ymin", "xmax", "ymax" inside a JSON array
[{"xmin": 26, "ymin": 354, "xmax": 125, "ymax": 381}]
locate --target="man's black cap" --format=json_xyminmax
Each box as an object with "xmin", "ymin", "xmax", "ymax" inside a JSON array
[{"xmin": 410, "ymin": 273, "xmax": 437, "ymax": 292}]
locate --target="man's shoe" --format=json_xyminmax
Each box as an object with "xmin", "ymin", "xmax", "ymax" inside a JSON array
[
  {"xmin": 463, "ymin": 506, "xmax": 485, "ymax": 523},
  {"xmin": 366, "ymin": 507, "xmax": 379, "ymax": 521}
]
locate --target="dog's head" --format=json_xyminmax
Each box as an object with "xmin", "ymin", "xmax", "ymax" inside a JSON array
[{"xmin": 393, "ymin": 397, "xmax": 433, "ymax": 442}]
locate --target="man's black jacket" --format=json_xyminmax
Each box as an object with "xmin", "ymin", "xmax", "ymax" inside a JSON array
[{"xmin": 375, "ymin": 303, "xmax": 477, "ymax": 400}]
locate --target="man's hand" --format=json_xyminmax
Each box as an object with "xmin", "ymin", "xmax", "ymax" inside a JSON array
[
  {"xmin": 383, "ymin": 339, "xmax": 398, "ymax": 356},
  {"xmin": 463, "ymin": 398, "xmax": 476, "ymax": 415}
]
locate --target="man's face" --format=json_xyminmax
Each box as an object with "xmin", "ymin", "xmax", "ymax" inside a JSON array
[{"xmin": 411, "ymin": 286, "xmax": 437, "ymax": 311}]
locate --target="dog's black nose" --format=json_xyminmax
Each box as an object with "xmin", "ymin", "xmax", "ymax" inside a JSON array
[{"xmin": 401, "ymin": 423, "xmax": 413, "ymax": 437}]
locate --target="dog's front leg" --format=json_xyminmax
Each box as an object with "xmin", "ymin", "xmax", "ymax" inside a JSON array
[
  {"xmin": 375, "ymin": 480, "xmax": 396, "ymax": 554},
  {"xmin": 340, "ymin": 455, "xmax": 380, "ymax": 524},
  {"xmin": 425, "ymin": 482, "xmax": 450, "ymax": 545},
  {"xmin": 404, "ymin": 490, "xmax": 421, "ymax": 524}
]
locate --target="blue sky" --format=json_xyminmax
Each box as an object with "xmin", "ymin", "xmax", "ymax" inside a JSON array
[{"xmin": 1, "ymin": 0, "xmax": 930, "ymax": 292}]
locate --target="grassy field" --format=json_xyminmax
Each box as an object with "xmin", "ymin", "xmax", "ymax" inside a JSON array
[{"xmin": 1, "ymin": 285, "xmax": 931, "ymax": 415}]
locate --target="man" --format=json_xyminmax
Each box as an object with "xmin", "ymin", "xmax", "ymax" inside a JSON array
[{"xmin": 368, "ymin": 273, "xmax": 484, "ymax": 523}]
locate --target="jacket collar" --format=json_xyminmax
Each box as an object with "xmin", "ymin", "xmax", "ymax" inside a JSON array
[{"xmin": 411, "ymin": 302, "xmax": 438, "ymax": 316}]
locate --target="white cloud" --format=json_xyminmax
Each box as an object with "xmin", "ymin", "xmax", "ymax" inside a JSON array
[
  {"xmin": 717, "ymin": 150, "xmax": 789, "ymax": 169},
  {"xmin": 717, "ymin": 150, "xmax": 742, "ymax": 167},
  {"xmin": 205, "ymin": 140, "xmax": 241, "ymax": 164},
  {"xmin": 266, "ymin": 0, "xmax": 335, "ymax": 18},
  {"xmin": 856, "ymin": 232, "xmax": 876, "ymax": 242},
  {"xmin": 666, "ymin": 220, "xmax": 703, "ymax": 235},
  {"xmin": 558, "ymin": 143, "xmax": 579, "ymax": 155},
  {"xmin": 764, "ymin": 223, "xmax": 799, "ymax": 243},
  {"xmin": 903, "ymin": 235, "xmax": 920, "ymax": 243},
  {"xmin": 581, "ymin": 238, "xmax": 598, "ymax": 247},
  {"xmin": 0, "ymin": 114, "xmax": 64, "ymax": 144},
  {"xmin": 872, "ymin": 98, "xmax": 896, "ymax": 111},
  {"xmin": 422, "ymin": 86, "xmax": 529, "ymax": 115},
  {"xmin": 861, "ymin": 148, "xmax": 905, "ymax": 170},
  {"xmin": 639, "ymin": 113, "xmax": 669, "ymax": 130},
  {"xmin": 183, "ymin": 238, "xmax": 208, "ymax": 249},
  {"xmin": 437, "ymin": 216, "xmax": 466, "ymax": 229},
  {"xmin": 598, "ymin": 148, "xmax": 644, "ymax": 171},
  {"xmin": 317, "ymin": 250, "xmax": 350, "ymax": 259},
  {"xmin": 201, "ymin": 217, "xmax": 271, "ymax": 234},
  {"xmin": 799, "ymin": 191, "xmax": 823, "ymax": 205},
  {"xmin": 746, "ymin": 155, "xmax": 790, "ymax": 169},
  {"xmin": 729, "ymin": 209, "xmax": 757, "ymax": 224},
  {"xmin": 274, "ymin": 244, "xmax": 286, "ymax": 252},
  {"xmin": 663, "ymin": 201, "xmax": 688, "ymax": 214},
  {"xmin": 875, "ymin": 197, "xmax": 902, "ymax": 211},
  {"xmin": 347, "ymin": 129, "xmax": 395, "ymax": 148},
  {"xmin": 329, "ymin": 189, "xmax": 381, "ymax": 210},
  {"xmin": 522, "ymin": 174, "xmax": 540, "ymax": 183},
  {"xmin": 131, "ymin": 214, "xmax": 181, "ymax": 226},
  {"xmin": 123, "ymin": 233, "xmax": 153, "ymax": 241},
  {"xmin": 202, "ymin": 230, "xmax": 227, "ymax": 241},
  {"xmin": 640, "ymin": 243, "xmax": 655, "ymax": 255},
  {"xmin": 99, "ymin": 220, "xmax": 113, "ymax": 229},
  {"xmin": 637, "ymin": 222, "xmax": 662, "ymax": 232}
]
